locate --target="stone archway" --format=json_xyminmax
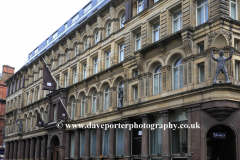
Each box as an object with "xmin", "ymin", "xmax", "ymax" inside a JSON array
[
  {"xmin": 49, "ymin": 135, "xmax": 60, "ymax": 160},
  {"xmin": 206, "ymin": 124, "xmax": 236, "ymax": 160}
]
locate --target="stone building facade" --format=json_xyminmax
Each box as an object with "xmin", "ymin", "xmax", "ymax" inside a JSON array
[
  {"xmin": 3, "ymin": 0, "xmax": 240, "ymax": 160},
  {"xmin": 0, "ymin": 65, "xmax": 15, "ymax": 158}
]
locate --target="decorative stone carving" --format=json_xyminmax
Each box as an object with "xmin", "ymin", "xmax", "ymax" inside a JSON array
[
  {"xmin": 184, "ymin": 64, "xmax": 187, "ymax": 85},
  {"xmin": 211, "ymin": 49, "xmax": 233, "ymax": 83},
  {"xmin": 117, "ymin": 87, "xmax": 123, "ymax": 108}
]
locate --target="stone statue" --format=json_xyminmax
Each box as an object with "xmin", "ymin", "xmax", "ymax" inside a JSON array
[
  {"xmin": 211, "ymin": 49, "xmax": 233, "ymax": 83},
  {"xmin": 2, "ymin": 127, "xmax": 4, "ymax": 136},
  {"xmin": 117, "ymin": 86, "xmax": 123, "ymax": 108},
  {"xmin": 18, "ymin": 121, "xmax": 23, "ymax": 133}
]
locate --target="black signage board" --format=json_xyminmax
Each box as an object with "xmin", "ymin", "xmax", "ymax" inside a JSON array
[{"xmin": 212, "ymin": 132, "xmax": 227, "ymax": 139}]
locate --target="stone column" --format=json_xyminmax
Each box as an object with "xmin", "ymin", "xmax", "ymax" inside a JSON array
[
  {"xmin": 41, "ymin": 136, "xmax": 47, "ymax": 160},
  {"xmin": 109, "ymin": 125, "xmax": 116, "ymax": 160},
  {"xmin": 141, "ymin": 115, "xmax": 150, "ymax": 160},
  {"xmin": 13, "ymin": 141, "xmax": 18, "ymax": 160},
  {"xmin": 25, "ymin": 139, "xmax": 30, "ymax": 160},
  {"xmin": 20, "ymin": 140, "xmax": 25, "ymax": 160},
  {"xmin": 35, "ymin": 137, "xmax": 41, "ymax": 160},
  {"xmin": 74, "ymin": 130, "xmax": 80, "ymax": 160},
  {"xmin": 29, "ymin": 138, "xmax": 35, "ymax": 160},
  {"xmin": 84, "ymin": 129, "xmax": 90, "ymax": 160},
  {"xmin": 17, "ymin": 140, "xmax": 22, "ymax": 160},
  {"xmin": 162, "ymin": 110, "xmax": 171, "ymax": 160},
  {"xmin": 123, "ymin": 118, "xmax": 132, "ymax": 160},
  {"xmin": 96, "ymin": 128, "xmax": 102, "ymax": 160},
  {"xmin": 65, "ymin": 131, "xmax": 71, "ymax": 160},
  {"xmin": 4, "ymin": 142, "xmax": 10, "ymax": 160},
  {"xmin": 9, "ymin": 141, "xmax": 13, "ymax": 160}
]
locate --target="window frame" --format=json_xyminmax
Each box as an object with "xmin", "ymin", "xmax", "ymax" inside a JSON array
[
  {"xmin": 152, "ymin": 21, "xmax": 160, "ymax": 43},
  {"xmin": 137, "ymin": 0, "xmax": 144, "ymax": 14},
  {"xmin": 107, "ymin": 23, "xmax": 111, "ymax": 37},
  {"xmin": 230, "ymin": 0, "xmax": 238, "ymax": 20},
  {"xmin": 92, "ymin": 90, "xmax": 97, "ymax": 114},
  {"xmin": 198, "ymin": 63, "xmax": 205, "ymax": 83},
  {"xmin": 73, "ymin": 69, "xmax": 77, "ymax": 84},
  {"xmin": 95, "ymin": 31, "xmax": 99, "ymax": 44},
  {"xmin": 172, "ymin": 9, "xmax": 182, "ymax": 33},
  {"xmin": 153, "ymin": 65, "xmax": 162, "ymax": 95},
  {"xmin": 198, "ymin": 42, "xmax": 204, "ymax": 53},
  {"xmin": 71, "ymin": 99, "xmax": 75, "ymax": 119},
  {"xmin": 104, "ymin": 85, "xmax": 110, "ymax": 111},
  {"xmin": 64, "ymin": 73, "xmax": 68, "ymax": 87},
  {"xmin": 84, "ymin": 39, "xmax": 88, "ymax": 51},
  {"xmin": 196, "ymin": 0, "xmax": 208, "ymax": 25},
  {"xmin": 133, "ymin": 85, "xmax": 138, "ymax": 100},
  {"xmin": 105, "ymin": 51, "xmax": 111, "ymax": 69},
  {"xmin": 81, "ymin": 95, "xmax": 85, "ymax": 117},
  {"xmin": 83, "ymin": 64, "xmax": 87, "ymax": 79},
  {"xmin": 94, "ymin": 58, "xmax": 98, "ymax": 74},
  {"xmin": 135, "ymin": 32, "xmax": 141, "ymax": 51},
  {"xmin": 172, "ymin": 58, "xmax": 183, "ymax": 90},
  {"xmin": 235, "ymin": 61, "xmax": 240, "ymax": 81},
  {"xmin": 120, "ymin": 13, "xmax": 125, "ymax": 29},
  {"xmin": 75, "ymin": 46, "xmax": 78, "ymax": 56},
  {"xmin": 119, "ymin": 44, "xmax": 124, "ymax": 62}
]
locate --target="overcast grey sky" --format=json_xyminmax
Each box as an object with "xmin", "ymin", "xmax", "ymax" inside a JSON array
[{"xmin": 0, "ymin": 0, "xmax": 90, "ymax": 73}]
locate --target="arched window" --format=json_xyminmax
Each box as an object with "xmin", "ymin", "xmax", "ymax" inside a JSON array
[
  {"xmin": 51, "ymin": 60, "xmax": 54, "ymax": 70},
  {"xmin": 71, "ymin": 98, "xmax": 75, "ymax": 119},
  {"xmin": 172, "ymin": 58, "xmax": 183, "ymax": 90},
  {"xmin": 92, "ymin": 90, "xmax": 97, "ymax": 114},
  {"xmin": 95, "ymin": 31, "xmax": 99, "ymax": 44},
  {"xmin": 117, "ymin": 80, "xmax": 124, "ymax": 106},
  {"xmin": 75, "ymin": 46, "xmax": 78, "ymax": 56},
  {"xmin": 58, "ymin": 56, "xmax": 61, "ymax": 66},
  {"xmin": 30, "ymin": 116, "xmax": 33, "ymax": 131},
  {"xmin": 120, "ymin": 13, "xmax": 125, "ymax": 29},
  {"xmin": 104, "ymin": 85, "xmax": 110, "ymax": 110},
  {"xmin": 81, "ymin": 95, "xmax": 85, "ymax": 116},
  {"xmin": 107, "ymin": 23, "xmax": 111, "ymax": 37},
  {"xmin": 84, "ymin": 39, "xmax": 88, "ymax": 51},
  {"xmin": 153, "ymin": 66, "xmax": 162, "ymax": 95},
  {"xmin": 66, "ymin": 52, "xmax": 69, "ymax": 62}
]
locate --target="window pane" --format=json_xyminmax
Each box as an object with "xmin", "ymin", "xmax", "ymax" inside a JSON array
[
  {"xmin": 154, "ymin": 30, "xmax": 159, "ymax": 42},
  {"xmin": 205, "ymin": 4, "xmax": 208, "ymax": 22},
  {"xmin": 174, "ymin": 68, "xmax": 178, "ymax": 90},
  {"xmin": 173, "ymin": 10, "xmax": 182, "ymax": 19},
  {"xmin": 231, "ymin": 3, "xmax": 237, "ymax": 19},
  {"xmin": 103, "ymin": 130, "xmax": 110, "ymax": 156},
  {"xmin": 90, "ymin": 130, "xmax": 97, "ymax": 156},
  {"xmin": 154, "ymin": 74, "xmax": 159, "ymax": 95},
  {"xmin": 197, "ymin": 0, "xmax": 208, "ymax": 7},
  {"xmin": 172, "ymin": 121, "xmax": 188, "ymax": 154},
  {"xmin": 197, "ymin": 6, "xmax": 204, "ymax": 25},
  {"xmin": 179, "ymin": 65, "xmax": 183, "ymax": 88},
  {"xmin": 199, "ymin": 65, "xmax": 205, "ymax": 83},
  {"xmin": 150, "ymin": 116, "xmax": 162, "ymax": 154},
  {"xmin": 92, "ymin": 97, "xmax": 96, "ymax": 113},
  {"xmin": 116, "ymin": 128, "xmax": 124, "ymax": 156},
  {"xmin": 80, "ymin": 131, "xmax": 85, "ymax": 157},
  {"xmin": 137, "ymin": 40, "xmax": 141, "ymax": 50},
  {"xmin": 134, "ymin": 87, "xmax": 138, "ymax": 100},
  {"xmin": 104, "ymin": 93, "xmax": 108, "ymax": 110},
  {"xmin": 70, "ymin": 133, "xmax": 75, "ymax": 158},
  {"xmin": 120, "ymin": 50, "xmax": 124, "ymax": 62},
  {"xmin": 174, "ymin": 20, "xmax": 179, "ymax": 32}
]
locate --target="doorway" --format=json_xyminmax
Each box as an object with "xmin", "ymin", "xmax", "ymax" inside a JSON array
[
  {"xmin": 50, "ymin": 136, "xmax": 60, "ymax": 160},
  {"xmin": 207, "ymin": 125, "xmax": 236, "ymax": 160}
]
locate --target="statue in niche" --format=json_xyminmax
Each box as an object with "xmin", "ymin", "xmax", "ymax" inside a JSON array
[
  {"xmin": 211, "ymin": 49, "xmax": 233, "ymax": 83},
  {"xmin": 18, "ymin": 121, "xmax": 23, "ymax": 133},
  {"xmin": 117, "ymin": 86, "xmax": 123, "ymax": 108}
]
